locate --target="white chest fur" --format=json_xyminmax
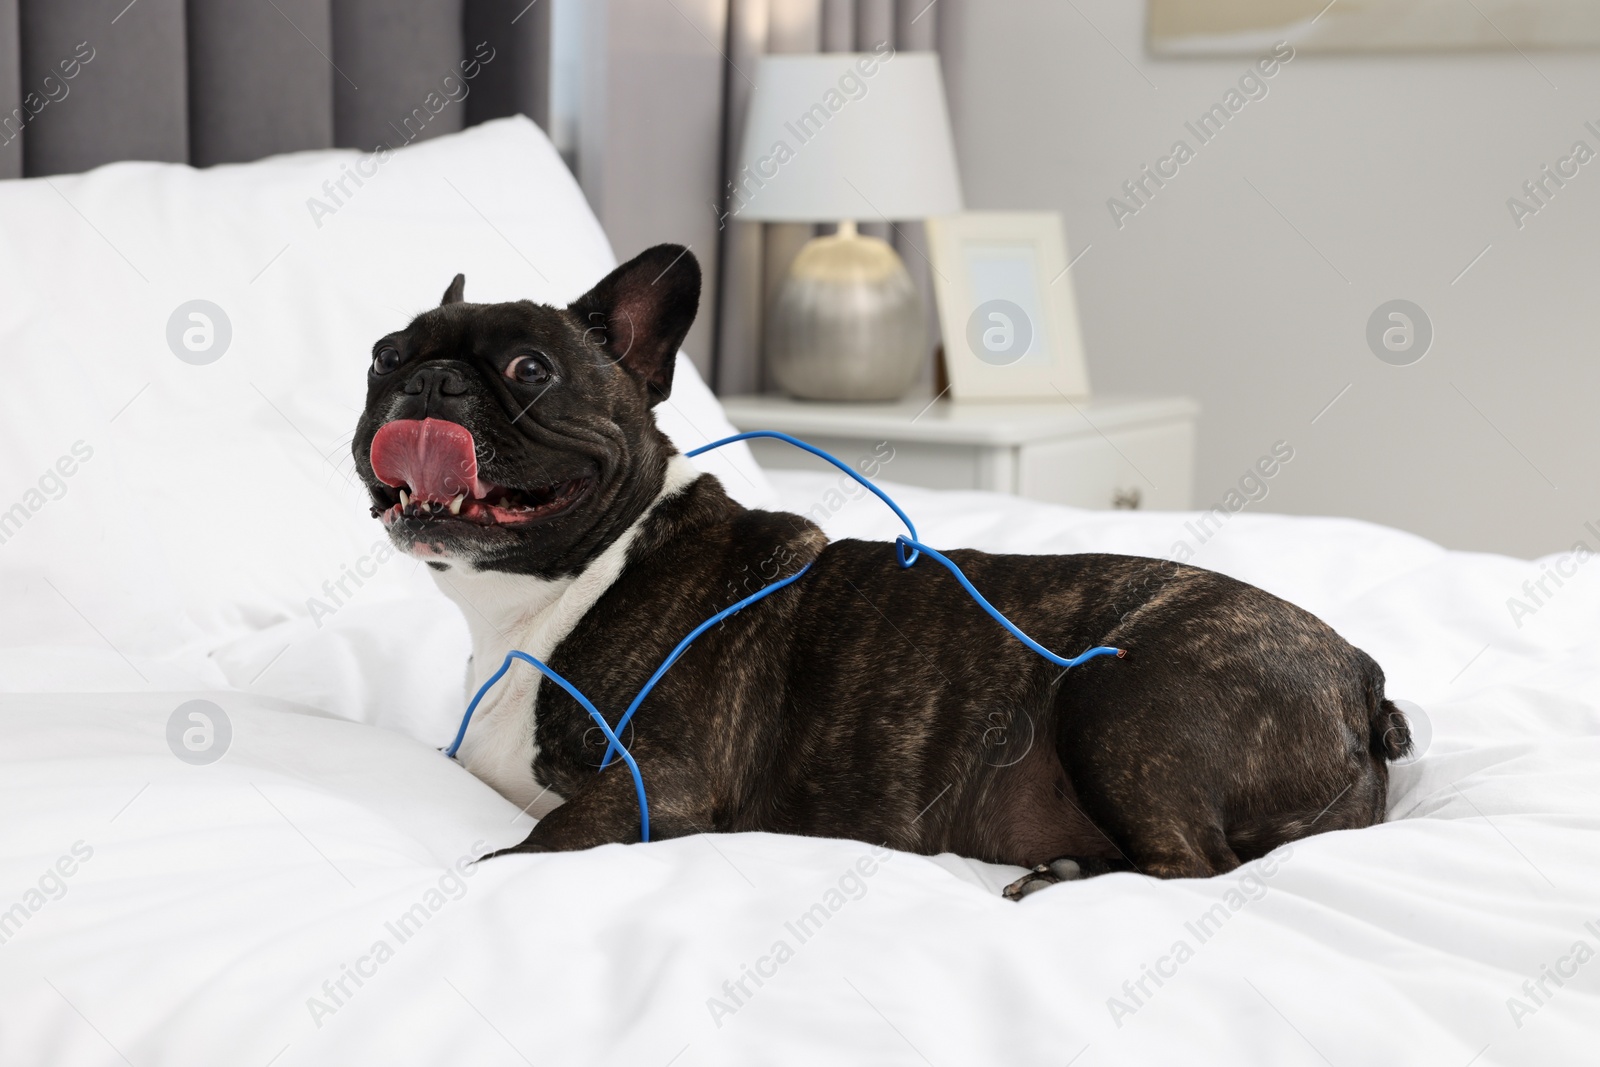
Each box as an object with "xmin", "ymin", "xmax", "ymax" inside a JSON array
[{"xmin": 430, "ymin": 456, "xmax": 700, "ymax": 815}]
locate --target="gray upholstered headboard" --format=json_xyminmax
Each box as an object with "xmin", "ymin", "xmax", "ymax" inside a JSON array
[{"xmin": 0, "ymin": 0, "xmax": 551, "ymax": 179}]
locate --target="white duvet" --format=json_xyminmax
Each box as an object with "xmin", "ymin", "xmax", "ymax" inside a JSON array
[
  {"xmin": 3, "ymin": 114, "xmax": 1597, "ymax": 1066},
  {"xmin": 3, "ymin": 472, "xmax": 1599, "ymax": 1067}
]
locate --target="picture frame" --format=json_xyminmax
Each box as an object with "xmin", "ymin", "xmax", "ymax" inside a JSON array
[
  {"xmin": 1148, "ymin": 0, "xmax": 1600, "ymax": 56},
  {"xmin": 926, "ymin": 212, "xmax": 1092, "ymax": 402}
]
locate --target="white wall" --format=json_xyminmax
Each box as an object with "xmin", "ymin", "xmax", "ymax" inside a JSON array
[{"xmin": 940, "ymin": 0, "xmax": 1600, "ymax": 559}]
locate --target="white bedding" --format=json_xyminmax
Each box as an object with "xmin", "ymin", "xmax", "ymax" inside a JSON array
[
  {"xmin": 3, "ymin": 473, "xmax": 1598, "ymax": 1066},
  {"xmin": 3, "ymin": 113, "xmax": 1596, "ymax": 1066}
]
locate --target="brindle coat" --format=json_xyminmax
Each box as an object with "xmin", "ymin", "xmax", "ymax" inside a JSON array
[{"xmin": 352, "ymin": 245, "xmax": 1411, "ymax": 890}]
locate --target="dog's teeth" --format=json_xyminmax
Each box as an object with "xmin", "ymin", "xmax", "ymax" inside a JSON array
[
  {"xmin": 398, "ymin": 489, "xmax": 410, "ymax": 508},
  {"xmin": 449, "ymin": 493, "xmax": 465, "ymax": 515}
]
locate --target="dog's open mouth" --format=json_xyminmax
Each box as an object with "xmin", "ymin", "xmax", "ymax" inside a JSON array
[{"xmin": 369, "ymin": 418, "xmax": 590, "ymax": 528}]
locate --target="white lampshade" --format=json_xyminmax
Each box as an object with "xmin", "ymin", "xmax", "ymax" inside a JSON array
[{"xmin": 731, "ymin": 52, "xmax": 963, "ymax": 223}]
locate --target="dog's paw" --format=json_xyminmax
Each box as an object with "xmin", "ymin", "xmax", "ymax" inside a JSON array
[
  {"xmin": 1002, "ymin": 858, "xmax": 1084, "ymax": 901},
  {"xmin": 480, "ymin": 838, "xmax": 550, "ymax": 861},
  {"xmin": 1045, "ymin": 857, "xmax": 1084, "ymax": 881}
]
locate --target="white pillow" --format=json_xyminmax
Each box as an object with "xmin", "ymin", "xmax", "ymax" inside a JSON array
[{"xmin": 0, "ymin": 116, "xmax": 773, "ymax": 685}]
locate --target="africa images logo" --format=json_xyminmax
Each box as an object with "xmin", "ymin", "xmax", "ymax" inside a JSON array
[
  {"xmin": 166, "ymin": 300, "xmax": 233, "ymax": 365},
  {"xmin": 166, "ymin": 700, "xmax": 231, "ymax": 765},
  {"xmin": 1366, "ymin": 300, "xmax": 1432, "ymax": 367}
]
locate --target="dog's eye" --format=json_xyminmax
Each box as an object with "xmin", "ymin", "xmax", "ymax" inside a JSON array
[
  {"xmin": 506, "ymin": 354, "xmax": 552, "ymax": 385},
  {"xmin": 372, "ymin": 347, "xmax": 402, "ymax": 375}
]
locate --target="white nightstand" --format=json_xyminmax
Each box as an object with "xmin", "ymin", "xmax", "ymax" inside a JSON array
[{"xmin": 719, "ymin": 395, "xmax": 1198, "ymax": 511}]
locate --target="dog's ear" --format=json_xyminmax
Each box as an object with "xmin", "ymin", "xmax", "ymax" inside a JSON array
[
  {"xmin": 569, "ymin": 244, "xmax": 700, "ymax": 406},
  {"xmin": 441, "ymin": 273, "xmax": 466, "ymax": 306}
]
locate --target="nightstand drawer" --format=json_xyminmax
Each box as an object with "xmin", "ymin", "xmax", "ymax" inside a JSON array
[
  {"xmin": 720, "ymin": 395, "xmax": 1197, "ymax": 510},
  {"xmin": 1018, "ymin": 422, "xmax": 1195, "ymax": 511}
]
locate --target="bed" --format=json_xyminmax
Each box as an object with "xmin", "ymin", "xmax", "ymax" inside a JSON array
[{"xmin": 2, "ymin": 118, "xmax": 1597, "ymax": 1067}]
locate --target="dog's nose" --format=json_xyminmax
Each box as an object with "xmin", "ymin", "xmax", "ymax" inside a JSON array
[{"xmin": 404, "ymin": 363, "xmax": 469, "ymax": 415}]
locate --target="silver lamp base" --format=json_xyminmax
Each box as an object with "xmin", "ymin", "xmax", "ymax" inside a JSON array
[{"xmin": 766, "ymin": 221, "xmax": 926, "ymax": 402}]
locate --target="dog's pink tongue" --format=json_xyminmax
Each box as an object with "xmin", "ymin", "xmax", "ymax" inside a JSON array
[{"xmin": 370, "ymin": 419, "xmax": 480, "ymax": 501}]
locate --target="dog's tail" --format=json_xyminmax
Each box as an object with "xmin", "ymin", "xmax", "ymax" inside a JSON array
[
  {"xmin": 1362, "ymin": 654, "xmax": 1412, "ymax": 761},
  {"xmin": 1363, "ymin": 671, "xmax": 1414, "ymax": 764},
  {"xmin": 1372, "ymin": 698, "xmax": 1412, "ymax": 761}
]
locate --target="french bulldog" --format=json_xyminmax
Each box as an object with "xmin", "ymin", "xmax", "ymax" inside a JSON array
[{"xmin": 352, "ymin": 245, "xmax": 1411, "ymax": 897}]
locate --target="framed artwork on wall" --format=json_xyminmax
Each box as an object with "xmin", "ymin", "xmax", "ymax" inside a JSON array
[
  {"xmin": 1148, "ymin": 0, "xmax": 1600, "ymax": 56},
  {"xmin": 926, "ymin": 212, "xmax": 1092, "ymax": 402}
]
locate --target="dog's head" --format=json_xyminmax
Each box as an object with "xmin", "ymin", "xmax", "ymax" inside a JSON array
[{"xmin": 352, "ymin": 245, "xmax": 700, "ymax": 576}]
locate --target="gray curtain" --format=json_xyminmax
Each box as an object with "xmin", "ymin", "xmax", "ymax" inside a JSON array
[
  {"xmin": 0, "ymin": 0, "xmax": 18, "ymax": 179},
  {"xmin": 713, "ymin": 0, "xmax": 942, "ymax": 397},
  {"xmin": 0, "ymin": 0, "xmax": 550, "ymax": 178}
]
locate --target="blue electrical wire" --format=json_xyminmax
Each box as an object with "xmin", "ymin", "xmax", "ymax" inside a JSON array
[
  {"xmin": 892, "ymin": 537, "xmax": 1123, "ymax": 669},
  {"xmin": 446, "ymin": 561, "xmax": 812, "ymax": 843},
  {"xmin": 689, "ymin": 431, "xmax": 925, "ymax": 564},
  {"xmin": 597, "ymin": 561, "xmax": 812, "ymax": 771},
  {"xmin": 447, "ymin": 429, "xmax": 1124, "ymax": 845},
  {"xmin": 690, "ymin": 431, "xmax": 1122, "ymax": 667},
  {"xmin": 447, "ymin": 649, "xmax": 653, "ymax": 841}
]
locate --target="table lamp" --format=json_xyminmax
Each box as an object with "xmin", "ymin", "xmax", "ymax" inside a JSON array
[{"xmin": 733, "ymin": 51, "xmax": 963, "ymax": 401}]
